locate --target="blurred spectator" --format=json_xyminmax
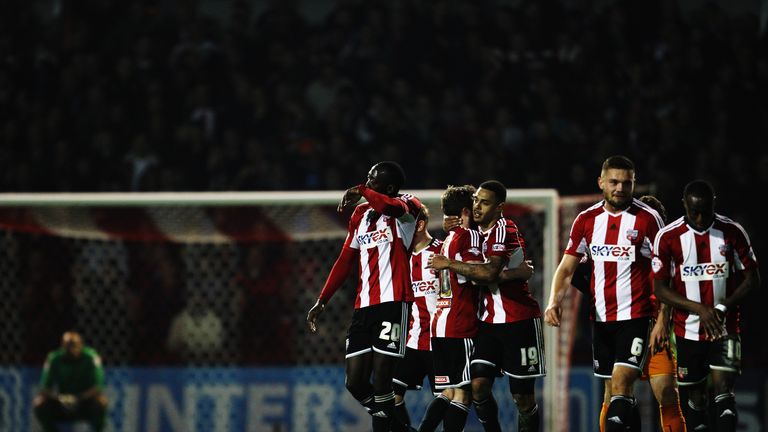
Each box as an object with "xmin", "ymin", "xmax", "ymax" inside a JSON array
[
  {"xmin": 166, "ymin": 289, "xmax": 225, "ymax": 363},
  {"xmin": 231, "ymin": 242, "xmax": 294, "ymax": 365},
  {"xmin": 20, "ymin": 237, "xmax": 76, "ymax": 364},
  {"xmin": 123, "ymin": 133, "xmax": 159, "ymax": 191},
  {"xmin": 126, "ymin": 244, "xmax": 185, "ymax": 364}
]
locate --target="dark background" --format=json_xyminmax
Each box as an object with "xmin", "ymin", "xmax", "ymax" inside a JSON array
[{"xmin": 0, "ymin": 0, "xmax": 765, "ymax": 367}]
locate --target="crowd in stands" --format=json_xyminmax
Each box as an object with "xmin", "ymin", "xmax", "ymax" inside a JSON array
[{"xmin": 1, "ymin": 0, "xmax": 766, "ymax": 365}]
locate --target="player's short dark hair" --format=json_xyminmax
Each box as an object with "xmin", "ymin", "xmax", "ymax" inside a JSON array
[
  {"xmin": 601, "ymin": 155, "xmax": 635, "ymax": 172},
  {"xmin": 639, "ymin": 195, "xmax": 668, "ymax": 223},
  {"xmin": 478, "ymin": 180, "xmax": 506, "ymax": 203},
  {"xmin": 417, "ymin": 203, "xmax": 430, "ymax": 223},
  {"xmin": 683, "ymin": 179, "xmax": 715, "ymax": 201},
  {"xmin": 442, "ymin": 185, "xmax": 476, "ymax": 217},
  {"xmin": 373, "ymin": 161, "xmax": 406, "ymax": 190}
]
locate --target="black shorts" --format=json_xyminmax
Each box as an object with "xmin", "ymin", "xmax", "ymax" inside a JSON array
[
  {"xmin": 431, "ymin": 337, "xmax": 473, "ymax": 390},
  {"xmin": 592, "ymin": 317, "xmax": 652, "ymax": 378},
  {"xmin": 346, "ymin": 301, "xmax": 409, "ymax": 359},
  {"xmin": 471, "ymin": 318, "xmax": 546, "ymax": 379},
  {"xmin": 393, "ymin": 347, "xmax": 436, "ymax": 394},
  {"xmin": 676, "ymin": 335, "xmax": 742, "ymax": 386}
]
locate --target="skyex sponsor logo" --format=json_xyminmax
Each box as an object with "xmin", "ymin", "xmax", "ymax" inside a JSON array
[
  {"xmin": 357, "ymin": 227, "xmax": 394, "ymax": 249},
  {"xmin": 680, "ymin": 262, "xmax": 729, "ymax": 281},
  {"xmin": 589, "ymin": 244, "xmax": 636, "ymax": 262},
  {"xmin": 412, "ymin": 279, "xmax": 439, "ymax": 297}
]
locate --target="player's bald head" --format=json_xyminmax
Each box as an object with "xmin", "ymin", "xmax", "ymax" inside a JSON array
[
  {"xmin": 683, "ymin": 180, "xmax": 715, "ymax": 202},
  {"xmin": 62, "ymin": 331, "xmax": 84, "ymax": 357}
]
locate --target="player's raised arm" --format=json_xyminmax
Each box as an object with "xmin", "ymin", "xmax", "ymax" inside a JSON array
[
  {"xmin": 358, "ymin": 184, "xmax": 411, "ymax": 217},
  {"xmin": 341, "ymin": 161, "xmax": 415, "ymax": 218},
  {"xmin": 544, "ymin": 254, "xmax": 580, "ymax": 327}
]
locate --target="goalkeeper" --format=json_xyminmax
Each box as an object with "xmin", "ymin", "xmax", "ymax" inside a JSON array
[{"xmin": 33, "ymin": 331, "xmax": 108, "ymax": 432}]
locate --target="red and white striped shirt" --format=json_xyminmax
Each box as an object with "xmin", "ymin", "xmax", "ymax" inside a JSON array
[
  {"xmin": 406, "ymin": 238, "xmax": 443, "ymax": 350},
  {"xmin": 432, "ymin": 227, "xmax": 482, "ymax": 338},
  {"xmin": 652, "ymin": 214, "xmax": 758, "ymax": 341},
  {"xmin": 565, "ymin": 199, "xmax": 664, "ymax": 322},
  {"xmin": 344, "ymin": 192, "xmax": 422, "ymax": 308},
  {"xmin": 478, "ymin": 217, "xmax": 541, "ymax": 323}
]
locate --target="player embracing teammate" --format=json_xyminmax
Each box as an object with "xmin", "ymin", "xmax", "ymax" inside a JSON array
[{"xmin": 429, "ymin": 180, "xmax": 543, "ymax": 432}]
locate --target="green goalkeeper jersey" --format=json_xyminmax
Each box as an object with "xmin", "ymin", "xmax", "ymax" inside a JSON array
[{"xmin": 40, "ymin": 346, "xmax": 105, "ymax": 394}]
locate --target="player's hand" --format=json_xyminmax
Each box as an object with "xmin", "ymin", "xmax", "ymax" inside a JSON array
[
  {"xmin": 57, "ymin": 394, "xmax": 78, "ymax": 412},
  {"xmin": 649, "ymin": 319, "xmax": 670, "ymax": 354},
  {"xmin": 544, "ymin": 303, "xmax": 562, "ymax": 327},
  {"xmin": 518, "ymin": 259, "xmax": 534, "ymax": 281},
  {"xmin": 697, "ymin": 304, "xmax": 724, "ymax": 341},
  {"xmin": 306, "ymin": 300, "xmax": 325, "ymax": 333},
  {"xmin": 338, "ymin": 187, "xmax": 362, "ymax": 213},
  {"xmin": 442, "ymin": 215, "xmax": 461, "ymax": 233},
  {"xmin": 498, "ymin": 260, "xmax": 534, "ymax": 283},
  {"xmin": 427, "ymin": 254, "xmax": 450, "ymax": 270}
]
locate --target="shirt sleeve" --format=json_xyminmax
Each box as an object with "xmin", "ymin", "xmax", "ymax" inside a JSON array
[
  {"xmin": 346, "ymin": 206, "xmax": 365, "ymax": 250},
  {"xmin": 91, "ymin": 351, "xmax": 105, "ymax": 389},
  {"xmin": 39, "ymin": 352, "xmax": 56, "ymax": 389},
  {"xmin": 318, "ymin": 205, "xmax": 367, "ymax": 302},
  {"xmin": 645, "ymin": 210, "xmax": 663, "ymax": 246},
  {"xmin": 652, "ymin": 232, "xmax": 673, "ymax": 280},
  {"xmin": 317, "ymin": 246, "xmax": 358, "ymax": 303},
  {"xmin": 564, "ymin": 213, "xmax": 587, "ymax": 257},
  {"xmin": 457, "ymin": 229, "xmax": 483, "ymax": 263},
  {"xmin": 731, "ymin": 223, "xmax": 758, "ymax": 271},
  {"xmin": 359, "ymin": 185, "xmax": 411, "ymax": 218},
  {"xmin": 485, "ymin": 222, "xmax": 526, "ymax": 269},
  {"xmin": 483, "ymin": 225, "xmax": 509, "ymax": 261}
]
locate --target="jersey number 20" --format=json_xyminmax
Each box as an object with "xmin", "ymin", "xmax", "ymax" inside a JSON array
[{"xmin": 379, "ymin": 322, "xmax": 401, "ymax": 342}]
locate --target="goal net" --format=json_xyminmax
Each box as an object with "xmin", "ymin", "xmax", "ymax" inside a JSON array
[{"xmin": 0, "ymin": 189, "xmax": 566, "ymax": 431}]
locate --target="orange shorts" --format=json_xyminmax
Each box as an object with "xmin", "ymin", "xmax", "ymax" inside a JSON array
[{"xmin": 640, "ymin": 347, "xmax": 676, "ymax": 380}]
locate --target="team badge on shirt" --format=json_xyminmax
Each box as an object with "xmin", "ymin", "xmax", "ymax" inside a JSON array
[
  {"xmin": 626, "ymin": 229, "xmax": 639, "ymax": 241},
  {"xmin": 651, "ymin": 256, "xmax": 663, "ymax": 273},
  {"xmin": 719, "ymin": 244, "xmax": 731, "ymax": 256}
]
